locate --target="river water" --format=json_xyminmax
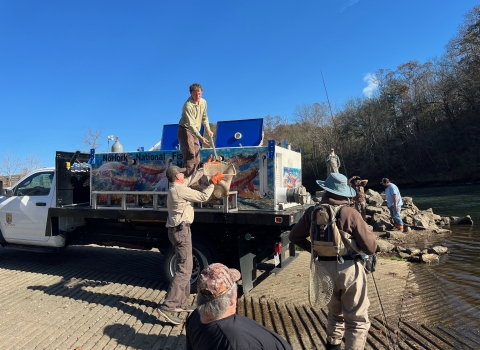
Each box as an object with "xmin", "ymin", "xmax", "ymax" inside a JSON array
[{"xmin": 399, "ymin": 184, "xmax": 480, "ymax": 342}]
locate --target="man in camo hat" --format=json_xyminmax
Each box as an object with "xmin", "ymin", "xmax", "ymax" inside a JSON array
[{"xmin": 185, "ymin": 263, "xmax": 292, "ymax": 350}]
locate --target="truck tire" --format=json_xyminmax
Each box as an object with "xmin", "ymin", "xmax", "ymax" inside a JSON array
[{"xmin": 163, "ymin": 240, "xmax": 212, "ymax": 293}]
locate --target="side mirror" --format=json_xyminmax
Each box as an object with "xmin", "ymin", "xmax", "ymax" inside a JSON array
[
  {"xmin": 0, "ymin": 181, "xmax": 3, "ymax": 196},
  {"xmin": 5, "ymin": 189, "xmax": 13, "ymax": 197}
]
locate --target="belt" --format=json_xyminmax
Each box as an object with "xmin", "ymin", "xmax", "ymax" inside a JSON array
[{"xmin": 317, "ymin": 255, "xmax": 356, "ymax": 261}]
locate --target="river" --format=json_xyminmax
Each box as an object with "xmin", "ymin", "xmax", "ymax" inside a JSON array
[{"xmin": 399, "ymin": 184, "xmax": 480, "ymax": 344}]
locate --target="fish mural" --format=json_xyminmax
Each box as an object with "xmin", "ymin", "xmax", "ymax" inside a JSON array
[
  {"xmin": 112, "ymin": 175, "xmax": 141, "ymax": 191},
  {"xmin": 227, "ymin": 153, "xmax": 258, "ymax": 168},
  {"xmin": 137, "ymin": 163, "xmax": 165, "ymax": 178},
  {"xmin": 91, "ymin": 145, "xmax": 301, "ymax": 211},
  {"xmin": 231, "ymin": 168, "xmax": 259, "ymax": 192}
]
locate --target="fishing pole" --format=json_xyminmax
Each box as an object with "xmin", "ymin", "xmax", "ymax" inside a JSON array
[{"xmin": 372, "ymin": 271, "xmax": 395, "ymax": 349}]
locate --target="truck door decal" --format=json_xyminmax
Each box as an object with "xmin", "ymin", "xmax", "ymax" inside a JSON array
[{"xmin": 6, "ymin": 213, "xmax": 13, "ymax": 225}]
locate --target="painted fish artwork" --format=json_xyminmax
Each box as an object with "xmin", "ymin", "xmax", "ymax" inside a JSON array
[
  {"xmin": 91, "ymin": 145, "xmax": 301, "ymax": 211},
  {"xmin": 283, "ymin": 167, "xmax": 302, "ymax": 188},
  {"xmin": 91, "ymin": 151, "xmax": 174, "ymax": 193}
]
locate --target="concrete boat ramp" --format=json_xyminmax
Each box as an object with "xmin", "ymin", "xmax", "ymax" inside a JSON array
[{"xmin": 0, "ymin": 246, "xmax": 478, "ymax": 349}]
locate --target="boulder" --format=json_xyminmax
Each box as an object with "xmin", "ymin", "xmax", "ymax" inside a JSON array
[
  {"xmin": 376, "ymin": 239, "xmax": 395, "ymax": 252},
  {"xmin": 366, "ymin": 206, "xmax": 383, "ymax": 215},
  {"xmin": 421, "ymin": 254, "xmax": 440, "ymax": 264},
  {"xmin": 441, "ymin": 217, "xmax": 451, "ymax": 225},
  {"xmin": 431, "ymin": 246, "xmax": 449, "ymax": 254},
  {"xmin": 398, "ymin": 252, "xmax": 410, "ymax": 259},
  {"xmin": 450, "ymin": 215, "xmax": 474, "ymax": 225},
  {"xmin": 385, "ymin": 231, "xmax": 406, "ymax": 240},
  {"xmin": 413, "ymin": 213, "xmax": 432, "ymax": 229},
  {"xmin": 408, "ymin": 256, "xmax": 421, "ymax": 263},
  {"xmin": 368, "ymin": 195, "xmax": 384, "ymax": 207}
]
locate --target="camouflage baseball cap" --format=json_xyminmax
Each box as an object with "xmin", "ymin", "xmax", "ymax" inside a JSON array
[{"xmin": 198, "ymin": 263, "xmax": 241, "ymax": 300}]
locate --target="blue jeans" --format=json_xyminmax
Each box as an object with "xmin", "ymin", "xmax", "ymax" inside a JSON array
[{"xmin": 389, "ymin": 206, "xmax": 403, "ymax": 226}]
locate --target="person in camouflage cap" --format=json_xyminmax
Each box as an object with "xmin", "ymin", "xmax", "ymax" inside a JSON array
[{"xmin": 185, "ymin": 263, "xmax": 292, "ymax": 350}]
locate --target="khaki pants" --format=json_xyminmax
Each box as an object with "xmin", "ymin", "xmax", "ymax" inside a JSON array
[
  {"xmin": 178, "ymin": 126, "xmax": 200, "ymax": 178},
  {"xmin": 327, "ymin": 164, "xmax": 339, "ymax": 176},
  {"xmin": 162, "ymin": 224, "xmax": 192, "ymax": 311},
  {"xmin": 321, "ymin": 259, "xmax": 370, "ymax": 350}
]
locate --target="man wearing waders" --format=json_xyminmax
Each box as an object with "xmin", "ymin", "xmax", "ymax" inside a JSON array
[
  {"xmin": 325, "ymin": 148, "xmax": 341, "ymax": 176},
  {"xmin": 289, "ymin": 173, "xmax": 377, "ymax": 350}
]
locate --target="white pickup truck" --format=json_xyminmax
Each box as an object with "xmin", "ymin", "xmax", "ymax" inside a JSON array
[{"xmin": 0, "ymin": 150, "xmax": 308, "ymax": 293}]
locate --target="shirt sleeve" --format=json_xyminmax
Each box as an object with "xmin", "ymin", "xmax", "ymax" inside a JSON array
[{"xmin": 178, "ymin": 184, "xmax": 215, "ymax": 203}]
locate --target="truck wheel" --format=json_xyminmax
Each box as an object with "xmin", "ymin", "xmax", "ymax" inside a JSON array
[{"xmin": 163, "ymin": 240, "xmax": 212, "ymax": 293}]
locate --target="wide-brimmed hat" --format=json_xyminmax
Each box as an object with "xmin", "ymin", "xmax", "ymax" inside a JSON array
[{"xmin": 316, "ymin": 173, "xmax": 356, "ymax": 198}]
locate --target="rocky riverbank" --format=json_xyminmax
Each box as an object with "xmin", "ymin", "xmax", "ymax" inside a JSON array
[{"xmin": 364, "ymin": 189, "xmax": 473, "ymax": 263}]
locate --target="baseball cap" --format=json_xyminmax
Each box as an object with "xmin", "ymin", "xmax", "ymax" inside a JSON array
[
  {"xmin": 198, "ymin": 263, "xmax": 241, "ymax": 300},
  {"xmin": 380, "ymin": 178, "xmax": 390, "ymax": 184},
  {"xmin": 166, "ymin": 165, "xmax": 186, "ymax": 182}
]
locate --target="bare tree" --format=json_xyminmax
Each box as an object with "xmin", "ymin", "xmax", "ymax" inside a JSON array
[
  {"xmin": 0, "ymin": 150, "xmax": 22, "ymax": 186},
  {"xmin": 80, "ymin": 127, "xmax": 103, "ymax": 152},
  {"xmin": 21, "ymin": 153, "xmax": 45, "ymax": 176}
]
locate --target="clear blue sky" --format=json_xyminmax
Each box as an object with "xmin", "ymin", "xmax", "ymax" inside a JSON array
[{"xmin": 0, "ymin": 1, "xmax": 478, "ymax": 169}]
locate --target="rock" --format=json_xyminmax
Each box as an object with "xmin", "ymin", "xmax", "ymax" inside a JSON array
[
  {"xmin": 441, "ymin": 217, "xmax": 451, "ymax": 225},
  {"xmin": 408, "ymin": 256, "xmax": 421, "ymax": 263},
  {"xmin": 368, "ymin": 195, "xmax": 384, "ymax": 207},
  {"xmin": 432, "ymin": 246, "xmax": 448, "ymax": 254},
  {"xmin": 413, "ymin": 213, "xmax": 432, "ymax": 229},
  {"xmin": 386, "ymin": 231, "xmax": 406, "ymax": 240},
  {"xmin": 450, "ymin": 215, "xmax": 474, "ymax": 225},
  {"xmin": 421, "ymin": 254, "xmax": 440, "ymax": 264},
  {"xmin": 421, "ymin": 249, "xmax": 429, "ymax": 254},
  {"xmin": 366, "ymin": 206, "xmax": 383, "ymax": 215},
  {"xmin": 432, "ymin": 228, "xmax": 451, "ymax": 234},
  {"xmin": 408, "ymin": 248, "xmax": 421, "ymax": 256},
  {"xmin": 398, "ymin": 252, "xmax": 411, "ymax": 259},
  {"xmin": 376, "ymin": 239, "xmax": 395, "ymax": 252},
  {"xmin": 403, "ymin": 197, "xmax": 414, "ymax": 206},
  {"xmin": 373, "ymin": 223, "xmax": 386, "ymax": 232}
]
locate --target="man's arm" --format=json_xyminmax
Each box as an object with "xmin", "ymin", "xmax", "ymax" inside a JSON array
[
  {"xmin": 202, "ymin": 100, "xmax": 213, "ymax": 137},
  {"xmin": 178, "ymin": 184, "xmax": 215, "ymax": 203},
  {"xmin": 392, "ymin": 194, "xmax": 398, "ymax": 210},
  {"xmin": 288, "ymin": 206, "xmax": 314, "ymax": 252},
  {"xmin": 336, "ymin": 155, "xmax": 341, "ymax": 168},
  {"xmin": 359, "ymin": 179, "xmax": 368, "ymax": 187}
]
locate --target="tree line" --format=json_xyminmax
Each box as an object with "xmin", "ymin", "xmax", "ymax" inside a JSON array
[{"xmin": 264, "ymin": 6, "xmax": 480, "ymax": 190}]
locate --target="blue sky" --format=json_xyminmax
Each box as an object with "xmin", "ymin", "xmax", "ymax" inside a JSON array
[{"xmin": 0, "ymin": 1, "xmax": 478, "ymax": 169}]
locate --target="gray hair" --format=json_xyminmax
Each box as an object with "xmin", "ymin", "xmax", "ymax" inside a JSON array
[{"xmin": 196, "ymin": 283, "xmax": 237, "ymax": 319}]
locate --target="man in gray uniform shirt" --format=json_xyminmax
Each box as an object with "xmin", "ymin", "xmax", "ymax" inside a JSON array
[
  {"xmin": 157, "ymin": 165, "xmax": 224, "ymax": 325},
  {"xmin": 178, "ymin": 83, "xmax": 214, "ymax": 178}
]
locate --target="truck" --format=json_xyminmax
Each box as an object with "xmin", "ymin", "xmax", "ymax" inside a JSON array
[{"xmin": 0, "ymin": 120, "xmax": 311, "ymax": 293}]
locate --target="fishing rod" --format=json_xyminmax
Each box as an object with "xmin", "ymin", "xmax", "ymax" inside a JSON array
[{"xmin": 320, "ymin": 69, "xmax": 349, "ymax": 178}]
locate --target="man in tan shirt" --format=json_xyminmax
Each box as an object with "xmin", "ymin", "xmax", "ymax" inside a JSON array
[
  {"xmin": 178, "ymin": 83, "xmax": 214, "ymax": 178},
  {"xmin": 157, "ymin": 165, "xmax": 224, "ymax": 325}
]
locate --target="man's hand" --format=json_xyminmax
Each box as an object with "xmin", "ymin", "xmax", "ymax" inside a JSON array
[
  {"xmin": 210, "ymin": 172, "xmax": 224, "ymax": 185},
  {"xmin": 201, "ymin": 137, "xmax": 210, "ymax": 145},
  {"xmin": 208, "ymin": 130, "xmax": 214, "ymax": 137}
]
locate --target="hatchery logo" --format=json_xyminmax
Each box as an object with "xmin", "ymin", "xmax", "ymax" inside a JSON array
[{"xmin": 5, "ymin": 213, "xmax": 14, "ymax": 226}]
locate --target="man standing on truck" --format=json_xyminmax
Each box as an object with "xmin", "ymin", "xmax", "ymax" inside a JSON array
[
  {"xmin": 289, "ymin": 173, "xmax": 377, "ymax": 350},
  {"xmin": 325, "ymin": 148, "xmax": 341, "ymax": 176},
  {"xmin": 178, "ymin": 83, "xmax": 214, "ymax": 178},
  {"xmin": 185, "ymin": 263, "xmax": 293, "ymax": 350},
  {"xmin": 157, "ymin": 165, "xmax": 224, "ymax": 325}
]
